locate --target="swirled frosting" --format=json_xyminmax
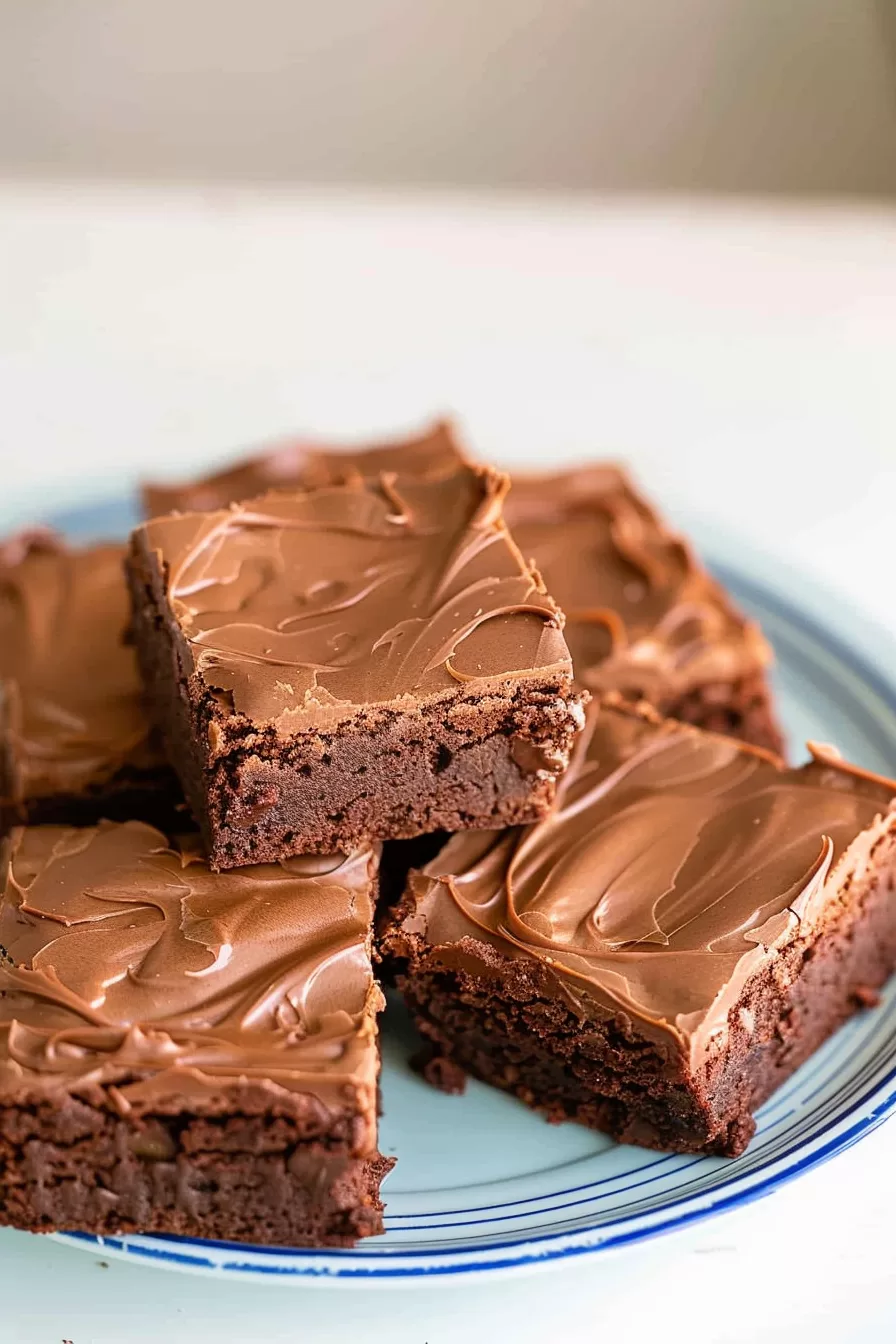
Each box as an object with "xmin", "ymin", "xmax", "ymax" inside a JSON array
[
  {"xmin": 141, "ymin": 419, "xmax": 466, "ymax": 518},
  {"xmin": 503, "ymin": 465, "xmax": 771, "ymax": 701},
  {"xmin": 404, "ymin": 700, "xmax": 896, "ymax": 1068},
  {"xmin": 0, "ymin": 821, "xmax": 382, "ymax": 1139},
  {"xmin": 130, "ymin": 466, "xmax": 574, "ymax": 734},
  {"xmin": 0, "ymin": 533, "xmax": 165, "ymax": 804}
]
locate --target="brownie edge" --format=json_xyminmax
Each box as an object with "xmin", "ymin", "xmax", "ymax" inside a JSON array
[{"xmin": 0, "ymin": 1090, "xmax": 393, "ymax": 1247}]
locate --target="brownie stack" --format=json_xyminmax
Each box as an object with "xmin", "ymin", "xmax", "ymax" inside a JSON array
[{"xmin": 2, "ymin": 418, "xmax": 895, "ymax": 1251}]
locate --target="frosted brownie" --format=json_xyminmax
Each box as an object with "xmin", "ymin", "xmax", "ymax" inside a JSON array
[
  {"xmin": 0, "ymin": 532, "xmax": 179, "ymax": 831},
  {"xmin": 384, "ymin": 698, "xmax": 896, "ymax": 1155},
  {"xmin": 127, "ymin": 465, "xmax": 585, "ymax": 869},
  {"xmin": 0, "ymin": 821, "xmax": 390, "ymax": 1246},
  {"xmin": 504, "ymin": 465, "xmax": 783, "ymax": 753}
]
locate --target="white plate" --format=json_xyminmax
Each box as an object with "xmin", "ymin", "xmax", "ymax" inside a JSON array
[{"xmin": 41, "ymin": 495, "xmax": 896, "ymax": 1283}]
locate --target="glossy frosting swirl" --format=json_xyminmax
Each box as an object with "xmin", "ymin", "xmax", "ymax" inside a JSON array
[
  {"xmin": 407, "ymin": 701, "xmax": 896, "ymax": 1067},
  {"xmin": 0, "ymin": 822, "xmax": 381, "ymax": 1139},
  {"xmin": 131, "ymin": 466, "xmax": 573, "ymax": 733},
  {"xmin": 0, "ymin": 534, "xmax": 163, "ymax": 803},
  {"xmin": 141, "ymin": 419, "xmax": 465, "ymax": 518},
  {"xmin": 504, "ymin": 465, "xmax": 771, "ymax": 700}
]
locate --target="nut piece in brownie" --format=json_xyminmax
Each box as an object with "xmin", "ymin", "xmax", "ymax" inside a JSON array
[
  {"xmin": 383, "ymin": 697, "xmax": 896, "ymax": 1156},
  {"xmin": 0, "ymin": 532, "xmax": 180, "ymax": 832},
  {"xmin": 127, "ymin": 465, "xmax": 586, "ymax": 869},
  {"xmin": 0, "ymin": 820, "xmax": 391, "ymax": 1246},
  {"xmin": 141, "ymin": 418, "xmax": 467, "ymax": 518},
  {"xmin": 504, "ymin": 465, "xmax": 783, "ymax": 753}
]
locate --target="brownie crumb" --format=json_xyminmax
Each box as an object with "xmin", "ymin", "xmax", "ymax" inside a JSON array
[{"xmin": 413, "ymin": 1046, "xmax": 467, "ymax": 1095}]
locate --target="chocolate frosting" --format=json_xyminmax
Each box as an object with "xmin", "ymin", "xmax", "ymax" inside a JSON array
[
  {"xmin": 0, "ymin": 821, "xmax": 382, "ymax": 1142},
  {"xmin": 0, "ymin": 533, "xmax": 164, "ymax": 803},
  {"xmin": 503, "ymin": 465, "xmax": 771, "ymax": 699},
  {"xmin": 131, "ymin": 466, "xmax": 574, "ymax": 734},
  {"xmin": 404, "ymin": 700, "xmax": 896, "ymax": 1069},
  {"xmin": 141, "ymin": 419, "xmax": 466, "ymax": 518}
]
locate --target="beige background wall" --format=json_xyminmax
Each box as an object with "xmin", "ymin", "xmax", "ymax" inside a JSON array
[{"xmin": 1, "ymin": 0, "xmax": 895, "ymax": 195}]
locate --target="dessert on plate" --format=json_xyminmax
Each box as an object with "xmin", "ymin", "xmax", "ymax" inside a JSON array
[
  {"xmin": 383, "ymin": 697, "xmax": 896, "ymax": 1154},
  {"xmin": 0, "ymin": 422, "xmax": 892, "ymax": 1250},
  {"xmin": 127, "ymin": 463, "xmax": 585, "ymax": 869},
  {"xmin": 0, "ymin": 821, "xmax": 390, "ymax": 1245}
]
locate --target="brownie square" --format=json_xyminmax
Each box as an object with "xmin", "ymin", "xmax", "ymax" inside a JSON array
[
  {"xmin": 141, "ymin": 418, "xmax": 466, "ymax": 518},
  {"xmin": 0, "ymin": 532, "xmax": 180, "ymax": 832},
  {"xmin": 127, "ymin": 465, "xmax": 585, "ymax": 870},
  {"xmin": 0, "ymin": 820, "xmax": 391, "ymax": 1246},
  {"xmin": 504, "ymin": 465, "xmax": 784, "ymax": 753},
  {"xmin": 384, "ymin": 697, "xmax": 896, "ymax": 1156}
]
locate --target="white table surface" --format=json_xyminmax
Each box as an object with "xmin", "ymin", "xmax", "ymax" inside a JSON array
[{"xmin": 0, "ymin": 181, "xmax": 894, "ymax": 1344}]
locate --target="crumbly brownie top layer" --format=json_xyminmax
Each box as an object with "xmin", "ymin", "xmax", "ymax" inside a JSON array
[
  {"xmin": 0, "ymin": 821, "xmax": 381, "ymax": 1132},
  {"xmin": 142, "ymin": 419, "xmax": 466, "ymax": 518},
  {"xmin": 131, "ymin": 466, "xmax": 574, "ymax": 733},
  {"xmin": 0, "ymin": 533, "xmax": 163, "ymax": 803},
  {"xmin": 404, "ymin": 699, "xmax": 896, "ymax": 1068},
  {"xmin": 503, "ymin": 465, "xmax": 770, "ymax": 697}
]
